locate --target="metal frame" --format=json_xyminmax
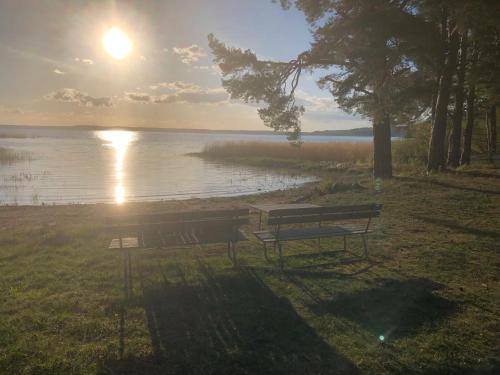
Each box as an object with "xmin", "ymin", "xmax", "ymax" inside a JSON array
[{"xmin": 256, "ymin": 205, "xmax": 380, "ymax": 269}]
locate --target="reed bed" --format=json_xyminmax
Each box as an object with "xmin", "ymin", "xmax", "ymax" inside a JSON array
[
  {"xmin": 0, "ymin": 147, "xmax": 32, "ymax": 165},
  {"xmin": 201, "ymin": 141, "xmax": 373, "ymax": 163}
]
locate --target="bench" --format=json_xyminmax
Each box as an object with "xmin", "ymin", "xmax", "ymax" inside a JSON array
[
  {"xmin": 253, "ymin": 204, "xmax": 382, "ymax": 268},
  {"xmin": 106, "ymin": 208, "xmax": 249, "ymax": 265}
]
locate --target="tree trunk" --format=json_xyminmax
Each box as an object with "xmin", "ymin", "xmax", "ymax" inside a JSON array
[
  {"xmin": 460, "ymin": 84, "xmax": 475, "ymax": 165},
  {"xmin": 427, "ymin": 24, "xmax": 459, "ymax": 172},
  {"xmin": 432, "ymin": 7, "xmax": 449, "ymax": 123},
  {"xmin": 447, "ymin": 32, "xmax": 468, "ymax": 168},
  {"xmin": 489, "ymin": 105, "xmax": 497, "ymax": 155},
  {"xmin": 373, "ymin": 113, "xmax": 392, "ymax": 179}
]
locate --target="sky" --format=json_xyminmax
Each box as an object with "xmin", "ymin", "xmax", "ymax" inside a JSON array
[{"xmin": 0, "ymin": 0, "xmax": 369, "ymax": 131}]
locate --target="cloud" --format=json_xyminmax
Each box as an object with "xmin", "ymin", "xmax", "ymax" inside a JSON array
[
  {"xmin": 74, "ymin": 57, "xmax": 94, "ymax": 65},
  {"xmin": 172, "ymin": 44, "xmax": 206, "ymax": 64},
  {"xmin": 124, "ymin": 84, "xmax": 228, "ymax": 105},
  {"xmin": 296, "ymin": 91, "xmax": 338, "ymax": 112},
  {"xmin": 45, "ymin": 88, "xmax": 112, "ymax": 107},
  {"xmin": 0, "ymin": 105, "xmax": 24, "ymax": 115},
  {"xmin": 193, "ymin": 64, "xmax": 221, "ymax": 75},
  {"xmin": 124, "ymin": 92, "xmax": 153, "ymax": 103},
  {"xmin": 53, "ymin": 69, "xmax": 66, "ymax": 75},
  {"xmin": 149, "ymin": 81, "xmax": 201, "ymax": 91}
]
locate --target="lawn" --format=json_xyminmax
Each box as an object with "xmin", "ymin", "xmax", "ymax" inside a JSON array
[{"xmin": 0, "ymin": 166, "xmax": 499, "ymax": 374}]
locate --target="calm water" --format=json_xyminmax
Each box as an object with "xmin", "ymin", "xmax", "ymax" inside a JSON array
[{"xmin": 0, "ymin": 126, "xmax": 371, "ymax": 205}]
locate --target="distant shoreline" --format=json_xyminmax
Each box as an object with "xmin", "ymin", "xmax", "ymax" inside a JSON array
[{"xmin": 0, "ymin": 123, "xmax": 380, "ymax": 137}]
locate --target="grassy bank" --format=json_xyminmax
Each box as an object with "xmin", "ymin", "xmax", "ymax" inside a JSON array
[{"xmin": 0, "ymin": 165, "xmax": 499, "ymax": 374}]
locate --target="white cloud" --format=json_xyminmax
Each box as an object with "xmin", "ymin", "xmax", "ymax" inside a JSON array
[
  {"xmin": 172, "ymin": 44, "xmax": 206, "ymax": 64},
  {"xmin": 45, "ymin": 88, "xmax": 112, "ymax": 107},
  {"xmin": 74, "ymin": 57, "xmax": 94, "ymax": 65},
  {"xmin": 53, "ymin": 69, "xmax": 66, "ymax": 75},
  {"xmin": 0, "ymin": 105, "xmax": 24, "ymax": 115},
  {"xmin": 296, "ymin": 90, "xmax": 338, "ymax": 112},
  {"xmin": 149, "ymin": 81, "xmax": 201, "ymax": 91},
  {"xmin": 193, "ymin": 64, "xmax": 221, "ymax": 75},
  {"xmin": 124, "ymin": 82, "xmax": 228, "ymax": 105}
]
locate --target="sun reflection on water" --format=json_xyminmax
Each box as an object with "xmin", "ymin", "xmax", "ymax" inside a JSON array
[{"xmin": 96, "ymin": 130, "xmax": 137, "ymax": 204}]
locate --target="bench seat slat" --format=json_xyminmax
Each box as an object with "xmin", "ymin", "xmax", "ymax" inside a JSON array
[
  {"xmin": 254, "ymin": 226, "xmax": 371, "ymax": 243},
  {"xmin": 268, "ymin": 204, "xmax": 381, "ymax": 217},
  {"xmin": 268, "ymin": 211, "xmax": 380, "ymax": 225},
  {"xmin": 108, "ymin": 237, "xmax": 140, "ymax": 249}
]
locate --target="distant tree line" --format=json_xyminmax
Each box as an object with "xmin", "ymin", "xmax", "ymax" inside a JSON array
[{"xmin": 208, "ymin": 0, "xmax": 500, "ymax": 178}]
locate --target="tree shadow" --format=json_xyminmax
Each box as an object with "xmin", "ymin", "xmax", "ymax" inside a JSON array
[
  {"xmin": 412, "ymin": 215, "xmax": 500, "ymax": 239},
  {"xmin": 99, "ymin": 262, "xmax": 359, "ymax": 375},
  {"xmin": 394, "ymin": 176, "xmax": 500, "ymax": 195},
  {"xmin": 309, "ymin": 278, "xmax": 457, "ymax": 340}
]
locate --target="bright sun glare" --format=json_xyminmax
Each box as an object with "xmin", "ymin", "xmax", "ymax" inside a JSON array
[
  {"xmin": 103, "ymin": 27, "xmax": 132, "ymax": 59},
  {"xmin": 97, "ymin": 130, "xmax": 136, "ymax": 204}
]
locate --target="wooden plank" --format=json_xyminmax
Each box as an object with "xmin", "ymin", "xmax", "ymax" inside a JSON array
[
  {"xmin": 251, "ymin": 203, "xmax": 319, "ymax": 213},
  {"xmin": 268, "ymin": 204, "xmax": 381, "ymax": 217},
  {"xmin": 107, "ymin": 208, "xmax": 249, "ymax": 225},
  {"xmin": 108, "ymin": 237, "xmax": 140, "ymax": 249},
  {"xmin": 254, "ymin": 226, "xmax": 371, "ymax": 243},
  {"xmin": 268, "ymin": 210, "xmax": 380, "ymax": 225},
  {"xmin": 106, "ymin": 217, "xmax": 249, "ymax": 233}
]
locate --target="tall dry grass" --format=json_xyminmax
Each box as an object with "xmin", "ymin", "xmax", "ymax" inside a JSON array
[{"xmin": 201, "ymin": 141, "xmax": 372, "ymax": 163}]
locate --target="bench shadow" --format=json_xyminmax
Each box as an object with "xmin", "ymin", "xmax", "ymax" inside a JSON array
[
  {"xmin": 309, "ymin": 278, "xmax": 457, "ymax": 340},
  {"xmin": 99, "ymin": 262, "xmax": 359, "ymax": 375}
]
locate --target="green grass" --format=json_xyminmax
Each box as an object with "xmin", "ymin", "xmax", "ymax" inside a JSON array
[{"xmin": 0, "ymin": 165, "xmax": 499, "ymax": 374}]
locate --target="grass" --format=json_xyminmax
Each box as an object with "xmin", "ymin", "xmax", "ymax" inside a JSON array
[
  {"xmin": 0, "ymin": 165, "xmax": 499, "ymax": 374},
  {"xmin": 195, "ymin": 141, "xmax": 373, "ymax": 164},
  {"xmin": 0, "ymin": 147, "xmax": 32, "ymax": 165}
]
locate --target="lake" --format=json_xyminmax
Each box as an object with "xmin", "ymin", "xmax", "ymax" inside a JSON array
[{"xmin": 0, "ymin": 126, "xmax": 372, "ymax": 205}]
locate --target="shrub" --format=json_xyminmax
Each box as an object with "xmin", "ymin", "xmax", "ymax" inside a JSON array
[{"xmin": 392, "ymin": 123, "xmax": 431, "ymax": 166}]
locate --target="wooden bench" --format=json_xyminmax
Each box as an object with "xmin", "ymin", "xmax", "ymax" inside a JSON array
[
  {"xmin": 253, "ymin": 204, "xmax": 382, "ymax": 268},
  {"xmin": 106, "ymin": 208, "xmax": 249, "ymax": 264}
]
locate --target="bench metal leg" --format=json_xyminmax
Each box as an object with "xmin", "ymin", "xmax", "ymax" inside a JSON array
[
  {"xmin": 232, "ymin": 241, "xmax": 237, "ymax": 267},
  {"xmin": 277, "ymin": 242, "xmax": 284, "ymax": 270},
  {"xmin": 263, "ymin": 242, "xmax": 270, "ymax": 261},
  {"xmin": 361, "ymin": 234, "xmax": 368, "ymax": 257},
  {"xmin": 227, "ymin": 241, "xmax": 238, "ymax": 267},
  {"xmin": 123, "ymin": 250, "xmax": 132, "ymax": 301}
]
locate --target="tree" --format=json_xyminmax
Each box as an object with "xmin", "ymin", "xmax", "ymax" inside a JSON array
[
  {"xmin": 460, "ymin": 46, "xmax": 477, "ymax": 166},
  {"xmin": 427, "ymin": 16, "xmax": 459, "ymax": 171},
  {"xmin": 447, "ymin": 31, "xmax": 468, "ymax": 168},
  {"xmin": 208, "ymin": 0, "xmax": 434, "ymax": 178}
]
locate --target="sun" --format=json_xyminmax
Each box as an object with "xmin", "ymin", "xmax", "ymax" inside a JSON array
[{"xmin": 102, "ymin": 27, "xmax": 132, "ymax": 60}]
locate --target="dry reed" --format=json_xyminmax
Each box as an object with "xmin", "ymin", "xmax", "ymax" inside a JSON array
[
  {"xmin": 0, "ymin": 147, "xmax": 32, "ymax": 165},
  {"xmin": 201, "ymin": 141, "xmax": 372, "ymax": 163}
]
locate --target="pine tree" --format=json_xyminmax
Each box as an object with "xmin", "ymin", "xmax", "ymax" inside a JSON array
[{"xmin": 208, "ymin": 0, "xmax": 434, "ymax": 179}]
